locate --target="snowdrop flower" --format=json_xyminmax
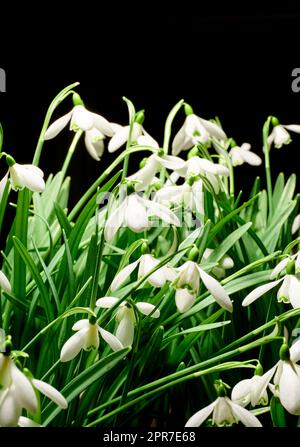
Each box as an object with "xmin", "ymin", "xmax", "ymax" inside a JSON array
[
  {"xmin": 60, "ymin": 318, "xmax": 123, "ymax": 362},
  {"xmin": 0, "ymin": 271, "xmax": 11, "ymax": 293},
  {"xmin": 127, "ymin": 152, "xmax": 185, "ymax": 192},
  {"xmin": 104, "ymin": 191, "xmax": 180, "ymax": 242},
  {"xmin": 231, "ymin": 365, "xmax": 272, "ymax": 407},
  {"xmin": 242, "ymin": 255, "xmax": 300, "ymax": 308},
  {"xmin": 96, "ymin": 297, "xmax": 160, "ymax": 347},
  {"xmin": 202, "ymin": 249, "xmax": 234, "ymax": 279},
  {"xmin": 267, "ymin": 117, "xmax": 300, "ymax": 149},
  {"xmin": 185, "ymin": 380, "xmax": 262, "ymax": 427},
  {"xmin": 0, "ymin": 156, "xmax": 45, "ymax": 199},
  {"xmin": 292, "ymin": 214, "xmax": 300, "ymax": 235},
  {"xmin": 175, "ymin": 156, "xmax": 229, "ymax": 194},
  {"xmin": 110, "ymin": 252, "xmax": 176, "ymax": 291},
  {"xmin": 44, "ymin": 95, "xmax": 114, "ymax": 161},
  {"xmin": 154, "ymin": 178, "xmax": 204, "ymax": 215},
  {"xmin": 172, "ymin": 248, "xmax": 233, "ymax": 313},
  {"xmin": 0, "ymin": 353, "xmax": 67, "ymax": 427},
  {"xmin": 172, "ymin": 106, "xmax": 227, "ymax": 156},
  {"xmin": 229, "ymin": 142, "xmax": 262, "ymax": 167}
]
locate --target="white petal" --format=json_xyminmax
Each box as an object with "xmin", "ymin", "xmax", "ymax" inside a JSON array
[
  {"xmin": 0, "ymin": 270, "xmax": 11, "ymax": 293},
  {"xmin": 172, "ymin": 121, "xmax": 190, "ymax": 155},
  {"xmin": 290, "ymin": 338, "xmax": 300, "ymax": 363},
  {"xmin": 96, "ymin": 296, "xmax": 120, "ymax": 308},
  {"xmin": 10, "ymin": 164, "xmax": 45, "ymax": 193},
  {"xmin": 231, "ymin": 379, "xmax": 252, "ymax": 407},
  {"xmin": 91, "ymin": 113, "xmax": 115, "ymax": 137},
  {"xmin": 44, "ymin": 111, "xmax": 73, "ymax": 139},
  {"xmin": 72, "ymin": 319, "xmax": 90, "ymax": 331},
  {"xmin": 111, "ymin": 259, "xmax": 140, "ymax": 291},
  {"xmin": 230, "ymin": 148, "xmax": 244, "ymax": 166},
  {"xmin": 199, "ymin": 117, "xmax": 227, "ymax": 141},
  {"xmin": 0, "ymin": 172, "xmax": 9, "ymax": 201},
  {"xmin": 251, "ymin": 365, "xmax": 277, "ymax": 406},
  {"xmin": 230, "ymin": 401, "xmax": 262, "ymax": 427},
  {"xmin": 288, "ymin": 275, "xmax": 300, "ymax": 308},
  {"xmin": 18, "ymin": 416, "xmax": 42, "ymax": 427},
  {"xmin": 242, "ymin": 279, "xmax": 283, "ymax": 306},
  {"xmin": 10, "ymin": 362, "xmax": 37, "ymax": 414},
  {"xmin": 84, "ymin": 129, "xmax": 105, "ymax": 161},
  {"xmin": 240, "ymin": 150, "xmax": 262, "ymax": 166},
  {"xmin": 115, "ymin": 314, "xmax": 135, "ymax": 347},
  {"xmin": 197, "ymin": 267, "xmax": 233, "ymax": 312},
  {"xmin": 32, "ymin": 379, "xmax": 68, "ymax": 409},
  {"xmin": 241, "ymin": 143, "xmax": 251, "ymax": 151},
  {"xmin": 283, "ymin": 124, "xmax": 300, "ymax": 134},
  {"xmin": 127, "ymin": 156, "xmax": 158, "ymax": 191},
  {"xmin": 71, "ymin": 106, "xmax": 94, "ymax": 131},
  {"xmin": 135, "ymin": 302, "xmax": 160, "ymax": 318},
  {"xmin": 144, "ymin": 197, "xmax": 180, "ymax": 226},
  {"xmin": 270, "ymin": 258, "xmax": 290, "ymax": 279},
  {"xmin": 185, "ymin": 400, "xmax": 216, "ymax": 427},
  {"xmin": 292, "ymin": 215, "xmax": 300, "ymax": 234},
  {"xmin": 104, "ymin": 200, "xmax": 127, "ymax": 242},
  {"xmin": 279, "ymin": 362, "xmax": 300, "ymax": 415},
  {"xmin": 108, "ymin": 125, "xmax": 130, "ymax": 152},
  {"xmin": 137, "ymin": 134, "xmax": 159, "ymax": 148},
  {"xmin": 175, "ymin": 288, "xmax": 196, "ymax": 313},
  {"xmin": 0, "ymin": 387, "xmax": 21, "ymax": 427},
  {"xmin": 83, "ymin": 324, "xmax": 99, "ymax": 351},
  {"xmin": 99, "ymin": 327, "xmax": 124, "ymax": 351},
  {"xmin": 273, "ymin": 125, "xmax": 291, "ymax": 148},
  {"xmin": 60, "ymin": 329, "xmax": 86, "ymax": 362},
  {"xmin": 126, "ymin": 195, "xmax": 149, "ymax": 233},
  {"xmin": 138, "ymin": 254, "xmax": 167, "ymax": 287},
  {"xmin": 158, "ymin": 154, "xmax": 186, "ymax": 171}
]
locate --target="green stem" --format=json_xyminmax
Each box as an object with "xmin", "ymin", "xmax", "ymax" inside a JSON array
[
  {"xmin": 61, "ymin": 130, "xmax": 83, "ymax": 178},
  {"xmin": 263, "ymin": 116, "xmax": 273, "ymax": 216}
]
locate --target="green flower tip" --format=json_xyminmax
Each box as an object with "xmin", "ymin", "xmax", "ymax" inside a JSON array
[
  {"xmin": 271, "ymin": 116, "xmax": 280, "ymax": 127},
  {"xmin": 187, "ymin": 147, "xmax": 200, "ymax": 159},
  {"xmin": 5, "ymin": 154, "xmax": 15, "ymax": 167},
  {"xmin": 184, "ymin": 103, "xmax": 194, "ymax": 116},
  {"xmin": 4, "ymin": 335, "xmax": 13, "ymax": 356},
  {"xmin": 126, "ymin": 181, "xmax": 135, "ymax": 195},
  {"xmin": 255, "ymin": 362, "xmax": 263, "ymax": 376},
  {"xmin": 135, "ymin": 110, "xmax": 145, "ymax": 125},
  {"xmin": 286, "ymin": 260, "xmax": 296, "ymax": 275},
  {"xmin": 72, "ymin": 93, "xmax": 84, "ymax": 107},
  {"xmin": 214, "ymin": 379, "xmax": 229, "ymax": 397},
  {"xmin": 188, "ymin": 245, "xmax": 199, "ymax": 262},
  {"xmin": 141, "ymin": 242, "xmax": 150, "ymax": 255},
  {"xmin": 187, "ymin": 175, "xmax": 198, "ymax": 186},
  {"xmin": 230, "ymin": 138, "xmax": 237, "ymax": 148},
  {"xmin": 139, "ymin": 157, "xmax": 148, "ymax": 169},
  {"xmin": 89, "ymin": 315, "xmax": 97, "ymax": 325},
  {"xmin": 279, "ymin": 343, "xmax": 290, "ymax": 361}
]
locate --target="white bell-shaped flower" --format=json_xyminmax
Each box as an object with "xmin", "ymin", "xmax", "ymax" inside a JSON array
[
  {"xmin": 231, "ymin": 368, "xmax": 274, "ymax": 407},
  {"xmin": 154, "ymin": 179, "xmax": 204, "ymax": 215},
  {"xmin": 229, "ymin": 143, "xmax": 262, "ymax": 166},
  {"xmin": 96, "ymin": 297, "xmax": 160, "ymax": 347},
  {"xmin": 60, "ymin": 319, "xmax": 123, "ymax": 362},
  {"xmin": 0, "ymin": 159, "xmax": 45, "ymax": 197},
  {"xmin": 267, "ymin": 120, "xmax": 300, "ymax": 149},
  {"xmin": 202, "ymin": 248, "xmax": 234, "ymax": 279}
]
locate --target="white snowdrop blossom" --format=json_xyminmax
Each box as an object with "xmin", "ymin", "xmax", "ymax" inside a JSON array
[
  {"xmin": 0, "ymin": 162, "xmax": 45, "ymax": 199},
  {"xmin": 267, "ymin": 121, "xmax": 300, "ymax": 149},
  {"xmin": 175, "ymin": 156, "xmax": 229, "ymax": 194},
  {"xmin": 231, "ymin": 369, "xmax": 273, "ymax": 407},
  {"xmin": 104, "ymin": 193, "xmax": 180, "ymax": 242},
  {"xmin": 0, "ymin": 271, "xmax": 11, "ymax": 293},
  {"xmin": 172, "ymin": 260, "xmax": 233, "ymax": 313},
  {"xmin": 60, "ymin": 319, "xmax": 123, "ymax": 362},
  {"xmin": 202, "ymin": 249, "xmax": 234, "ymax": 279},
  {"xmin": 172, "ymin": 114, "xmax": 227, "ymax": 156},
  {"xmin": 110, "ymin": 254, "xmax": 176, "ymax": 291},
  {"xmin": 229, "ymin": 143, "xmax": 262, "ymax": 167},
  {"xmin": 96, "ymin": 297, "xmax": 160, "ymax": 347},
  {"xmin": 107, "ymin": 123, "xmax": 159, "ymax": 153},
  {"xmin": 242, "ymin": 254, "xmax": 300, "ymax": 308},
  {"xmin": 127, "ymin": 152, "xmax": 185, "ymax": 192},
  {"xmin": 44, "ymin": 105, "xmax": 114, "ymax": 161},
  {"xmin": 185, "ymin": 396, "xmax": 262, "ymax": 427},
  {"xmin": 0, "ymin": 353, "xmax": 67, "ymax": 427}
]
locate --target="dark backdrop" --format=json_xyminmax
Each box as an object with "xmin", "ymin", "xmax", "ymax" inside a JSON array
[{"xmin": 1, "ymin": 7, "xmax": 300, "ymax": 206}]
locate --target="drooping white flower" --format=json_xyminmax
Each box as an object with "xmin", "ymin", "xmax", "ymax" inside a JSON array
[
  {"xmin": 202, "ymin": 248, "xmax": 234, "ymax": 279},
  {"xmin": 172, "ymin": 114, "xmax": 227, "ymax": 156},
  {"xmin": 0, "ymin": 271, "xmax": 11, "ymax": 293},
  {"xmin": 229, "ymin": 143, "xmax": 262, "ymax": 167},
  {"xmin": 44, "ymin": 105, "xmax": 114, "ymax": 161},
  {"xmin": 268, "ymin": 122, "xmax": 300, "ymax": 149},
  {"xmin": 127, "ymin": 152, "xmax": 185, "ymax": 191},
  {"xmin": 175, "ymin": 156, "xmax": 229, "ymax": 194},
  {"xmin": 0, "ymin": 354, "xmax": 67, "ymax": 427},
  {"xmin": 107, "ymin": 123, "xmax": 159, "ymax": 153},
  {"xmin": 185, "ymin": 396, "xmax": 262, "ymax": 427},
  {"xmin": 172, "ymin": 260, "xmax": 233, "ymax": 313},
  {"xmin": 242, "ymin": 254, "xmax": 300, "ymax": 308},
  {"xmin": 96, "ymin": 297, "xmax": 160, "ymax": 347},
  {"xmin": 231, "ymin": 369, "xmax": 274, "ymax": 407},
  {"xmin": 0, "ymin": 161, "xmax": 45, "ymax": 197},
  {"xmin": 60, "ymin": 319, "xmax": 123, "ymax": 362},
  {"xmin": 154, "ymin": 179, "xmax": 204, "ymax": 215},
  {"xmin": 110, "ymin": 254, "xmax": 176, "ymax": 291},
  {"xmin": 104, "ymin": 193, "xmax": 180, "ymax": 242}
]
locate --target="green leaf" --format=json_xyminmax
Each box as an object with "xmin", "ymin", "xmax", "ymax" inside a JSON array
[{"xmin": 270, "ymin": 396, "xmax": 286, "ymax": 427}]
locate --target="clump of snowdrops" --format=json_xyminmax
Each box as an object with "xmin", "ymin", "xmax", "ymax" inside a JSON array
[{"xmin": 1, "ymin": 82, "xmax": 300, "ymax": 427}]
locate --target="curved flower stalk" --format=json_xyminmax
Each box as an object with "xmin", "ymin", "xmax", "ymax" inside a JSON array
[
  {"xmin": 110, "ymin": 253, "xmax": 176, "ymax": 291},
  {"xmin": 0, "ymin": 352, "xmax": 67, "ymax": 427},
  {"xmin": 96, "ymin": 297, "xmax": 160, "ymax": 347},
  {"xmin": 175, "ymin": 155, "xmax": 229, "ymax": 194},
  {"xmin": 60, "ymin": 318, "xmax": 123, "ymax": 362},
  {"xmin": 242, "ymin": 255, "xmax": 300, "ymax": 308},
  {"xmin": 127, "ymin": 152, "xmax": 185, "ymax": 192},
  {"xmin": 229, "ymin": 142, "xmax": 262, "ymax": 166},
  {"xmin": 44, "ymin": 95, "xmax": 114, "ymax": 161},
  {"xmin": 172, "ymin": 106, "xmax": 227, "ymax": 156},
  {"xmin": 267, "ymin": 117, "xmax": 300, "ymax": 148},
  {"xmin": 202, "ymin": 249, "xmax": 234, "ymax": 279},
  {"xmin": 185, "ymin": 380, "xmax": 262, "ymax": 427},
  {"xmin": 104, "ymin": 192, "xmax": 180, "ymax": 242},
  {"xmin": 0, "ymin": 270, "xmax": 11, "ymax": 293},
  {"xmin": 172, "ymin": 258, "xmax": 233, "ymax": 313}
]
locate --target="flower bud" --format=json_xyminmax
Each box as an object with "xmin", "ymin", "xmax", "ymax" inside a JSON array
[{"xmin": 279, "ymin": 343, "xmax": 290, "ymax": 361}]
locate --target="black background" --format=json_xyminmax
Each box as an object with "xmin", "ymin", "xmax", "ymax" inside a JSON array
[{"xmin": 1, "ymin": 6, "xmax": 300, "ymax": 205}]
